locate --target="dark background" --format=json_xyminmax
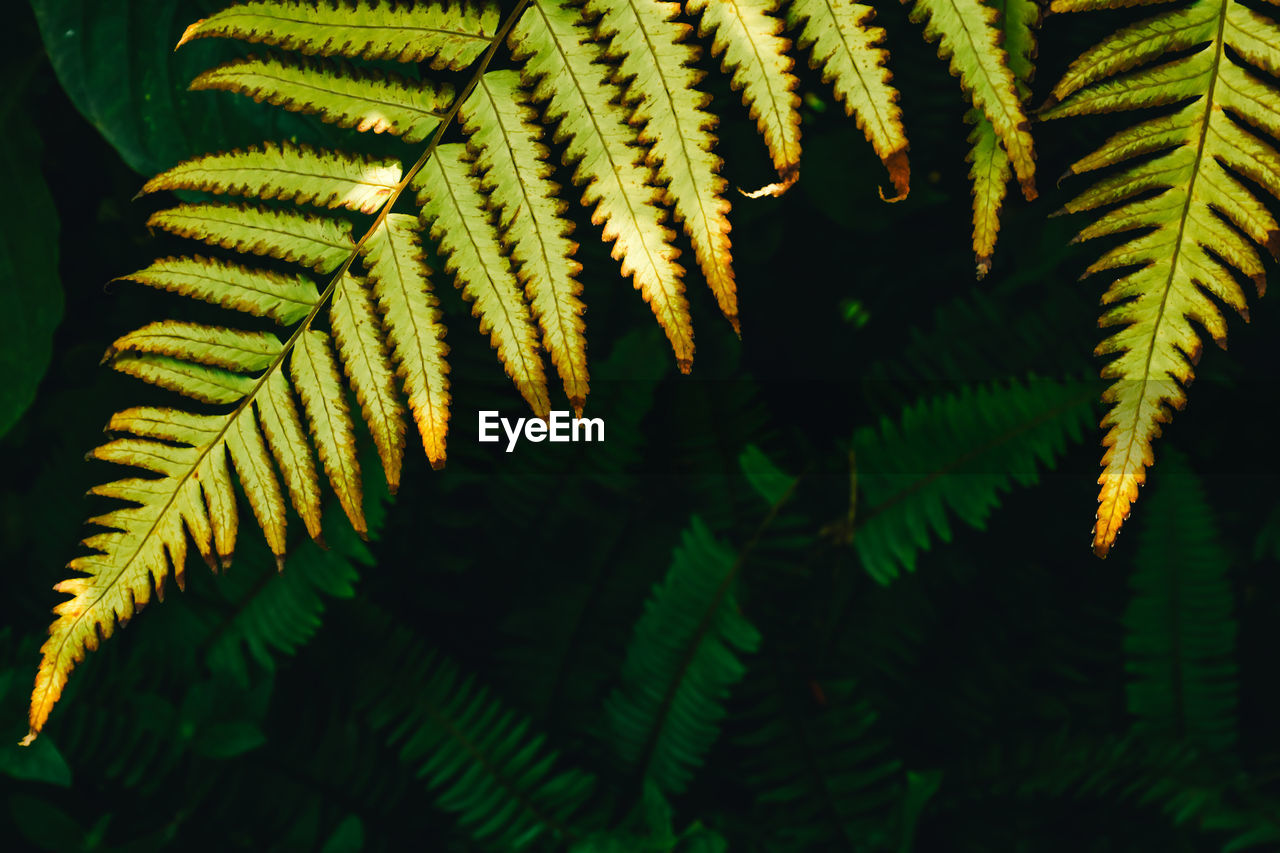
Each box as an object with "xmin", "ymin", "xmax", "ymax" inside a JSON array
[{"xmin": 2, "ymin": 0, "xmax": 1280, "ymax": 850}]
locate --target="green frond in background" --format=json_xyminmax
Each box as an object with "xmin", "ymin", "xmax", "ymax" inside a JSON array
[
  {"xmin": 365, "ymin": 637, "xmax": 598, "ymax": 851},
  {"xmin": 1125, "ymin": 450, "xmax": 1238, "ymax": 752},
  {"xmin": 607, "ymin": 516, "xmax": 762, "ymax": 797},
  {"xmin": 851, "ymin": 378, "xmax": 1096, "ymax": 583}
]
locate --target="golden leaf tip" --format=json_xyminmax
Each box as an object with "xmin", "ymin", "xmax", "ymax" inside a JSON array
[
  {"xmin": 19, "ymin": 732, "xmax": 37, "ymax": 747},
  {"xmin": 738, "ymin": 171, "xmax": 799, "ymax": 199},
  {"xmin": 175, "ymin": 21, "xmax": 205, "ymax": 51}
]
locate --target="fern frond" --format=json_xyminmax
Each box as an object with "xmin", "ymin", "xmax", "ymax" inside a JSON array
[
  {"xmin": 116, "ymin": 256, "xmax": 319, "ymax": 326},
  {"xmin": 205, "ymin": 504, "xmax": 367, "ymax": 686},
  {"xmin": 511, "ymin": 0, "xmax": 694, "ymax": 371},
  {"xmin": 462, "ymin": 70, "xmax": 589, "ymax": 412},
  {"xmin": 192, "ymin": 55, "xmax": 453, "ymax": 143},
  {"xmin": 1126, "ymin": 450, "xmax": 1237, "ymax": 751},
  {"xmin": 367, "ymin": 646, "xmax": 597, "ymax": 849},
  {"xmin": 25, "ymin": 0, "xmax": 533, "ymax": 745},
  {"xmin": 414, "ymin": 147, "xmax": 551, "ymax": 417},
  {"xmin": 142, "ymin": 143, "xmax": 402, "ymax": 215},
  {"xmin": 358, "ymin": 214, "xmax": 451, "ymax": 467},
  {"xmin": 329, "ymin": 272, "xmax": 409, "ymax": 490},
  {"xmin": 147, "ymin": 203, "xmax": 354, "ymax": 273},
  {"xmin": 1043, "ymin": 0, "xmax": 1280, "ymax": 556},
  {"xmin": 606, "ymin": 516, "xmax": 762, "ymax": 796},
  {"xmin": 290, "ymin": 329, "xmax": 366, "ymax": 535},
  {"xmin": 737, "ymin": 674, "xmax": 904, "ymax": 850},
  {"xmin": 966, "ymin": 0, "xmax": 1039, "ymax": 277},
  {"xmin": 26, "ymin": 406, "xmax": 249, "ymax": 742},
  {"xmin": 852, "ymin": 378, "xmax": 1094, "ymax": 583},
  {"xmin": 688, "ymin": 0, "xmax": 801, "ymax": 189},
  {"xmin": 590, "ymin": 0, "xmax": 738, "ymax": 331},
  {"xmin": 789, "ymin": 0, "xmax": 910, "ymax": 198},
  {"xmin": 179, "ymin": 0, "xmax": 500, "ymax": 69},
  {"xmin": 909, "ymin": 0, "xmax": 1036, "ymax": 198}
]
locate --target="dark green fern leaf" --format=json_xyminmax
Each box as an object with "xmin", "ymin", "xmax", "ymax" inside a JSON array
[
  {"xmin": 364, "ymin": 642, "xmax": 597, "ymax": 850},
  {"xmin": 736, "ymin": 670, "xmax": 906, "ymax": 851},
  {"xmin": 1126, "ymin": 449, "xmax": 1238, "ymax": 752},
  {"xmin": 605, "ymin": 516, "xmax": 763, "ymax": 797},
  {"xmin": 852, "ymin": 377, "xmax": 1096, "ymax": 583}
]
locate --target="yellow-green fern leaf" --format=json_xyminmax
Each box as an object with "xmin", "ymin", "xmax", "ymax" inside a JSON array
[
  {"xmin": 147, "ymin": 203, "xmax": 355, "ymax": 273},
  {"xmin": 462, "ymin": 70, "xmax": 589, "ymax": 413},
  {"xmin": 789, "ymin": 0, "xmax": 909, "ymax": 198},
  {"xmin": 330, "ymin": 272, "xmax": 409, "ymax": 488},
  {"xmin": 115, "ymin": 256, "xmax": 319, "ymax": 326},
  {"xmin": 1044, "ymin": 0, "xmax": 1280, "ymax": 556},
  {"xmin": 226, "ymin": 409, "xmax": 289, "ymax": 560},
  {"xmin": 179, "ymin": 0, "xmax": 499, "ymax": 69},
  {"xmin": 105, "ymin": 322, "xmax": 283, "ymax": 373},
  {"xmin": 256, "ymin": 370, "xmax": 324, "ymax": 541},
  {"xmin": 192, "ymin": 56, "xmax": 453, "ymax": 143},
  {"xmin": 908, "ymin": 0, "xmax": 1036, "ymax": 198},
  {"xmin": 687, "ymin": 0, "xmax": 801, "ymax": 190},
  {"xmin": 510, "ymin": 0, "xmax": 694, "ymax": 371},
  {"xmin": 590, "ymin": 0, "xmax": 738, "ymax": 331},
  {"xmin": 109, "ymin": 354, "xmax": 257, "ymax": 405},
  {"xmin": 966, "ymin": 0, "xmax": 1039, "ymax": 277},
  {"xmin": 359, "ymin": 215, "xmax": 451, "ymax": 468},
  {"xmin": 290, "ymin": 329, "xmax": 367, "ymax": 535},
  {"xmin": 25, "ymin": 407, "xmax": 242, "ymax": 742},
  {"xmin": 414, "ymin": 149, "xmax": 550, "ymax": 417},
  {"xmin": 967, "ymin": 118, "xmax": 1009, "ymax": 278},
  {"xmin": 142, "ymin": 143, "xmax": 402, "ymax": 215}
]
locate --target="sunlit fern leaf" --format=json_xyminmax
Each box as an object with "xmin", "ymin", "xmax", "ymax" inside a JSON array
[
  {"xmin": 462, "ymin": 69, "xmax": 590, "ymax": 413},
  {"xmin": 414, "ymin": 149, "xmax": 551, "ymax": 417},
  {"xmin": 291, "ymin": 329, "xmax": 367, "ymax": 535},
  {"xmin": 1043, "ymin": 0, "xmax": 1280, "ymax": 557},
  {"xmin": 852, "ymin": 377, "xmax": 1095, "ymax": 584},
  {"xmin": 106, "ymin": 321, "xmax": 282, "ymax": 372},
  {"xmin": 257, "ymin": 369, "xmax": 324, "ymax": 540},
  {"xmin": 358, "ymin": 216, "xmax": 452, "ymax": 469},
  {"xmin": 147, "ymin": 202, "xmax": 355, "ymax": 273},
  {"xmin": 192, "ymin": 55, "xmax": 454, "ymax": 143},
  {"xmin": 688, "ymin": 0, "xmax": 801, "ymax": 191},
  {"xmin": 178, "ymin": 0, "xmax": 500, "ymax": 69},
  {"xmin": 115, "ymin": 256, "xmax": 320, "ymax": 326},
  {"xmin": 329, "ymin": 272, "xmax": 409, "ymax": 491},
  {"xmin": 141, "ymin": 143, "xmax": 402, "ymax": 214},
  {"xmin": 1125, "ymin": 450, "xmax": 1237, "ymax": 752},
  {"xmin": 737, "ymin": 673, "xmax": 905, "ymax": 850},
  {"xmin": 366, "ymin": 646, "xmax": 597, "ymax": 850},
  {"xmin": 789, "ymin": 0, "xmax": 910, "ymax": 199},
  {"xmin": 606, "ymin": 516, "xmax": 762, "ymax": 796},
  {"xmin": 511, "ymin": 0, "xmax": 695, "ymax": 372},
  {"xmin": 109, "ymin": 353, "xmax": 257, "ymax": 404},
  {"xmin": 24, "ymin": 406, "xmax": 253, "ymax": 743},
  {"xmin": 590, "ymin": 0, "xmax": 738, "ymax": 332},
  {"xmin": 966, "ymin": 0, "xmax": 1039, "ymax": 278},
  {"xmin": 908, "ymin": 0, "xmax": 1036, "ymax": 199}
]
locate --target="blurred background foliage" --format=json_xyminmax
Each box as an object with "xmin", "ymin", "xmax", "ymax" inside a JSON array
[{"xmin": 4, "ymin": 0, "xmax": 1280, "ymax": 850}]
